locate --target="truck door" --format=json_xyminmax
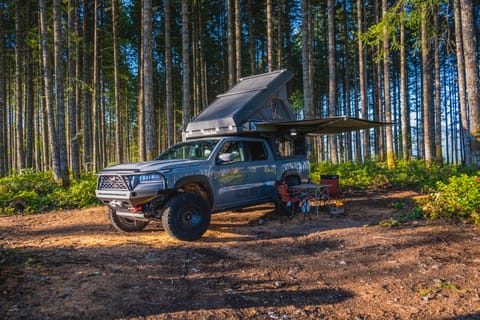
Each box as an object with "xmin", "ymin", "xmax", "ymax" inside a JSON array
[{"xmin": 212, "ymin": 140, "xmax": 275, "ymax": 209}]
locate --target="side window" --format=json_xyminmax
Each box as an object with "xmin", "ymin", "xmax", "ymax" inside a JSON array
[
  {"xmin": 245, "ymin": 141, "xmax": 268, "ymax": 161},
  {"xmin": 218, "ymin": 141, "xmax": 245, "ymax": 163}
]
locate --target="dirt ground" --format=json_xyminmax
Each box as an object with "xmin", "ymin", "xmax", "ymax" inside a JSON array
[{"xmin": 1, "ymin": 190, "xmax": 480, "ymax": 320}]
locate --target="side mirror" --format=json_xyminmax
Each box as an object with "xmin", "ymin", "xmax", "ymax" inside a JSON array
[{"xmin": 217, "ymin": 153, "xmax": 234, "ymax": 164}]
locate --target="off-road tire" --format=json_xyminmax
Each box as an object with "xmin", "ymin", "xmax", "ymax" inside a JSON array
[
  {"xmin": 162, "ymin": 192, "xmax": 211, "ymax": 241},
  {"xmin": 109, "ymin": 208, "xmax": 149, "ymax": 232}
]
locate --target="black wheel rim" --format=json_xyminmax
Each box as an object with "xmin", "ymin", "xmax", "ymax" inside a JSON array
[{"xmin": 180, "ymin": 206, "xmax": 202, "ymax": 229}]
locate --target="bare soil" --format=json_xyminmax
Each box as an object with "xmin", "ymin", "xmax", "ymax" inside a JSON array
[{"xmin": 1, "ymin": 190, "xmax": 480, "ymax": 320}]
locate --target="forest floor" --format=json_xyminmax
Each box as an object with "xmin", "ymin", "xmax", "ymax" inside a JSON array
[{"xmin": 1, "ymin": 190, "xmax": 480, "ymax": 320}]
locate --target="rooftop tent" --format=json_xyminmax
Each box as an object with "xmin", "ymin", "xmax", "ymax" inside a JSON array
[
  {"xmin": 183, "ymin": 69, "xmax": 388, "ymax": 140},
  {"xmin": 184, "ymin": 70, "xmax": 295, "ymax": 139}
]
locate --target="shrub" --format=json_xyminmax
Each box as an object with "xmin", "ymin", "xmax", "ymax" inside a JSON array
[
  {"xmin": 421, "ymin": 175, "xmax": 480, "ymax": 224},
  {"xmin": 0, "ymin": 171, "xmax": 99, "ymax": 214}
]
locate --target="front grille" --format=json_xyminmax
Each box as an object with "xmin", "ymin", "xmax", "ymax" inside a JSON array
[{"xmin": 98, "ymin": 175, "xmax": 130, "ymax": 190}]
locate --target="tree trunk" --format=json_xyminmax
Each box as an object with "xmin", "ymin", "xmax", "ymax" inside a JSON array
[
  {"xmin": 0, "ymin": 16, "xmax": 5, "ymax": 177},
  {"xmin": 137, "ymin": 0, "xmax": 145, "ymax": 161},
  {"xmin": 421, "ymin": 4, "xmax": 434, "ymax": 164},
  {"xmin": 68, "ymin": 0, "xmax": 80, "ymax": 180},
  {"xmin": 460, "ymin": 0, "xmax": 480, "ymax": 166},
  {"xmin": 235, "ymin": 0, "xmax": 241, "ymax": 81},
  {"xmin": 39, "ymin": 0, "xmax": 61, "ymax": 183},
  {"xmin": 82, "ymin": 0, "xmax": 92, "ymax": 170},
  {"xmin": 434, "ymin": 11, "xmax": 442, "ymax": 163},
  {"xmin": 15, "ymin": 0, "xmax": 24, "ymax": 170},
  {"xmin": 143, "ymin": 0, "xmax": 155, "ymax": 161},
  {"xmin": 267, "ymin": 0, "xmax": 274, "ymax": 72},
  {"xmin": 54, "ymin": 0, "xmax": 70, "ymax": 186},
  {"xmin": 92, "ymin": 0, "xmax": 100, "ymax": 171},
  {"xmin": 227, "ymin": 0, "xmax": 235, "ymax": 85},
  {"xmin": 301, "ymin": 0, "xmax": 312, "ymax": 119},
  {"xmin": 112, "ymin": 0, "xmax": 123, "ymax": 163},
  {"xmin": 165, "ymin": 0, "xmax": 174, "ymax": 147},
  {"xmin": 453, "ymin": 0, "xmax": 470, "ymax": 165},
  {"xmin": 382, "ymin": 0, "xmax": 394, "ymax": 168},
  {"xmin": 25, "ymin": 39, "xmax": 34, "ymax": 168},
  {"xmin": 328, "ymin": 0, "xmax": 338, "ymax": 164},
  {"xmin": 357, "ymin": 0, "xmax": 370, "ymax": 161},
  {"xmin": 400, "ymin": 17, "xmax": 410, "ymax": 160},
  {"xmin": 248, "ymin": 0, "xmax": 256, "ymax": 75},
  {"xmin": 182, "ymin": 0, "xmax": 190, "ymax": 129}
]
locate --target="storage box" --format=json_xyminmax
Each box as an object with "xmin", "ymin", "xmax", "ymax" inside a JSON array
[{"xmin": 329, "ymin": 204, "xmax": 344, "ymax": 215}]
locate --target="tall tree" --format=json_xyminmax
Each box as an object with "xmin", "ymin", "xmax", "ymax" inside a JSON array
[
  {"xmin": 24, "ymin": 4, "xmax": 34, "ymax": 169},
  {"xmin": 267, "ymin": 0, "xmax": 274, "ymax": 72},
  {"xmin": 143, "ymin": 0, "xmax": 155, "ymax": 160},
  {"xmin": 227, "ymin": 0, "xmax": 235, "ymax": 85},
  {"xmin": 82, "ymin": 0, "xmax": 93, "ymax": 170},
  {"xmin": 434, "ymin": 10, "xmax": 442, "ymax": 162},
  {"xmin": 400, "ymin": 15, "xmax": 410, "ymax": 160},
  {"xmin": 421, "ymin": 2, "xmax": 434, "ymax": 163},
  {"xmin": 328, "ymin": 0, "xmax": 338, "ymax": 164},
  {"xmin": 453, "ymin": 0, "xmax": 470, "ymax": 164},
  {"xmin": 165, "ymin": 0, "xmax": 174, "ymax": 147},
  {"xmin": 235, "ymin": 0, "xmax": 241, "ymax": 81},
  {"xmin": 248, "ymin": 0, "xmax": 256, "ymax": 74},
  {"xmin": 182, "ymin": 0, "xmax": 191, "ymax": 128},
  {"xmin": 54, "ymin": 0, "xmax": 70, "ymax": 186},
  {"xmin": 382, "ymin": 0, "xmax": 394, "ymax": 168},
  {"xmin": 460, "ymin": 0, "xmax": 480, "ymax": 165},
  {"xmin": 68, "ymin": 0, "xmax": 80, "ymax": 180},
  {"xmin": 15, "ymin": 0, "xmax": 24, "ymax": 170},
  {"xmin": 112, "ymin": 0, "xmax": 123, "ymax": 163},
  {"xmin": 302, "ymin": 0, "xmax": 313, "ymax": 118},
  {"xmin": 0, "ymin": 11, "xmax": 5, "ymax": 177},
  {"xmin": 39, "ymin": 0, "xmax": 61, "ymax": 183},
  {"xmin": 357, "ymin": 0, "xmax": 370, "ymax": 161}
]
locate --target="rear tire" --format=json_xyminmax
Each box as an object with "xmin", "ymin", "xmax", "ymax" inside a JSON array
[
  {"xmin": 109, "ymin": 208, "xmax": 149, "ymax": 232},
  {"xmin": 162, "ymin": 192, "xmax": 211, "ymax": 241}
]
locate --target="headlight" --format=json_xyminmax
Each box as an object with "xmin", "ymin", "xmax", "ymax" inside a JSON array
[{"xmin": 139, "ymin": 173, "xmax": 165, "ymax": 184}]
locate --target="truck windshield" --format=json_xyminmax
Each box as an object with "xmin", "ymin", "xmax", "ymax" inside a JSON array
[{"xmin": 155, "ymin": 139, "xmax": 220, "ymax": 160}]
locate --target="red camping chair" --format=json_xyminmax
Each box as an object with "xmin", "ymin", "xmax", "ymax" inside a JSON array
[
  {"xmin": 320, "ymin": 175, "xmax": 344, "ymax": 199},
  {"xmin": 276, "ymin": 183, "xmax": 311, "ymax": 223}
]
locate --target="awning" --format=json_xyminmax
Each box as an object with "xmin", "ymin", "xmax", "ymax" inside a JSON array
[{"xmin": 252, "ymin": 116, "xmax": 388, "ymax": 135}]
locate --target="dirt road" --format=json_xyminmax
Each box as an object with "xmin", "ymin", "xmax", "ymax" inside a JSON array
[{"xmin": 1, "ymin": 191, "xmax": 480, "ymax": 319}]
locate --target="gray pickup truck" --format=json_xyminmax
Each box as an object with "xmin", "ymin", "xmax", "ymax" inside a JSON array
[
  {"xmin": 96, "ymin": 135, "xmax": 309, "ymax": 241},
  {"xmin": 96, "ymin": 70, "xmax": 384, "ymax": 241}
]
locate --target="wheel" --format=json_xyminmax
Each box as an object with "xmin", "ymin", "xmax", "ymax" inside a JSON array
[
  {"xmin": 161, "ymin": 192, "xmax": 211, "ymax": 241},
  {"xmin": 109, "ymin": 208, "xmax": 149, "ymax": 232},
  {"xmin": 285, "ymin": 175, "xmax": 300, "ymax": 186}
]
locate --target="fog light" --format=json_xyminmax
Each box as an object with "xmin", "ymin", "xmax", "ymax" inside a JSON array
[{"xmin": 129, "ymin": 206, "xmax": 142, "ymax": 213}]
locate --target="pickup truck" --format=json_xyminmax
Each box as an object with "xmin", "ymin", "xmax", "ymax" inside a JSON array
[
  {"xmin": 96, "ymin": 135, "xmax": 309, "ymax": 241},
  {"xmin": 95, "ymin": 70, "xmax": 384, "ymax": 241}
]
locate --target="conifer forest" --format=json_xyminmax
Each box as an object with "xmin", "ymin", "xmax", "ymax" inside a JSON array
[{"xmin": 0, "ymin": 0, "xmax": 479, "ymax": 186}]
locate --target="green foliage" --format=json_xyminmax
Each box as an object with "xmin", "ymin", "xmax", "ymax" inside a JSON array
[
  {"xmin": 310, "ymin": 160, "xmax": 476, "ymax": 193},
  {"xmin": 0, "ymin": 171, "xmax": 99, "ymax": 214},
  {"xmin": 378, "ymin": 218, "xmax": 401, "ymax": 228},
  {"xmin": 396, "ymin": 207, "xmax": 424, "ymax": 222},
  {"xmin": 421, "ymin": 175, "xmax": 480, "ymax": 224}
]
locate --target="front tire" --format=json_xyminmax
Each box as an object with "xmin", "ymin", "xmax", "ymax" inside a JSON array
[
  {"xmin": 162, "ymin": 192, "xmax": 211, "ymax": 241},
  {"xmin": 109, "ymin": 208, "xmax": 149, "ymax": 232}
]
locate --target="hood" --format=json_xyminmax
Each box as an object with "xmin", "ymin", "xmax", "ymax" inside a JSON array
[{"xmin": 98, "ymin": 159, "xmax": 205, "ymax": 175}]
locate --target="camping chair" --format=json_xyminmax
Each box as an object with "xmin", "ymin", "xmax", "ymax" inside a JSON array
[
  {"xmin": 320, "ymin": 175, "xmax": 346, "ymax": 216},
  {"xmin": 275, "ymin": 183, "xmax": 312, "ymax": 223}
]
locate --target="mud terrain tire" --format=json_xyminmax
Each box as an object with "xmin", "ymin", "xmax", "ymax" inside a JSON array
[
  {"xmin": 162, "ymin": 192, "xmax": 211, "ymax": 241},
  {"xmin": 109, "ymin": 208, "xmax": 149, "ymax": 232}
]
